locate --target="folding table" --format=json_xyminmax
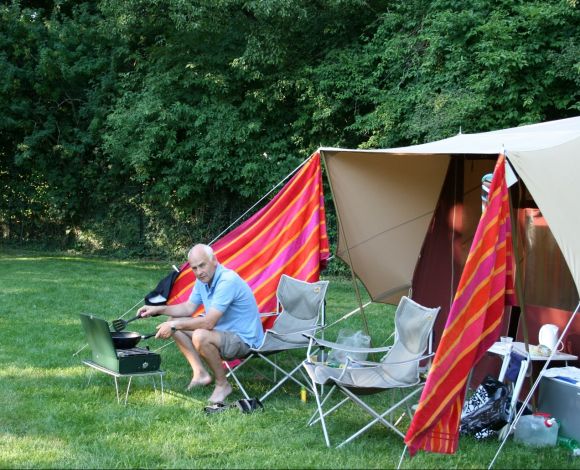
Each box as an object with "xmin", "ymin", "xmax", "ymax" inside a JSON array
[{"xmin": 82, "ymin": 359, "xmax": 165, "ymax": 405}]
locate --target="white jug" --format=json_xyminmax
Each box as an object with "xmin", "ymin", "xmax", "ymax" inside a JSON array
[{"xmin": 538, "ymin": 323, "xmax": 562, "ymax": 352}]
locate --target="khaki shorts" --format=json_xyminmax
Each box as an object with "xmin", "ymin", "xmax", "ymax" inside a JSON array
[{"xmin": 218, "ymin": 331, "xmax": 251, "ymax": 360}]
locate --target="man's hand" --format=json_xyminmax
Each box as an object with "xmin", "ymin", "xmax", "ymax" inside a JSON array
[
  {"xmin": 138, "ymin": 305, "xmax": 163, "ymax": 318},
  {"xmin": 156, "ymin": 321, "xmax": 175, "ymax": 339}
]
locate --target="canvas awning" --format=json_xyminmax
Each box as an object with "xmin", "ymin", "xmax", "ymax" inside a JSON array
[{"xmin": 321, "ymin": 116, "xmax": 580, "ymax": 302}]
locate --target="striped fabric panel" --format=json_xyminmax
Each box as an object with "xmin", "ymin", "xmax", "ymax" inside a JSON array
[
  {"xmin": 166, "ymin": 152, "xmax": 329, "ymax": 328},
  {"xmin": 404, "ymin": 154, "xmax": 515, "ymax": 456}
]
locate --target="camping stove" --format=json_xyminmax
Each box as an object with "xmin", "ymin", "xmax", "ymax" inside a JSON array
[
  {"xmin": 80, "ymin": 313, "xmax": 161, "ymax": 374},
  {"xmin": 112, "ymin": 346, "xmax": 161, "ymax": 374}
]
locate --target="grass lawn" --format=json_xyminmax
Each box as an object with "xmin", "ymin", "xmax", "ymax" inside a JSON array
[{"xmin": 0, "ymin": 248, "xmax": 577, "ymax": 469}]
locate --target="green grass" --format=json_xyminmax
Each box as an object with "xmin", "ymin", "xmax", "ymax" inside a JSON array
[{"xmin": 0, "ymin": 248, "xmax": 577, "ymax": 469}]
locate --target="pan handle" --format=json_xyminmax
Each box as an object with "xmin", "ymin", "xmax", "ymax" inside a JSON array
[{"xmin": 141, "ymin": 333, "xmax": 157, "ymax": 340}]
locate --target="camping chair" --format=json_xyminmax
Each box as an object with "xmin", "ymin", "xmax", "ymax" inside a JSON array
[
  {"xmin": 498, "ymin": 347, "xmax": 530, "ymax": 423},
  {"xmin": 302, "ymin": 296, "xmax": 441, "ymax": 448},
  {"xmin": 225, "ymin": 274, "xmax": 329, "ymax": 402}
]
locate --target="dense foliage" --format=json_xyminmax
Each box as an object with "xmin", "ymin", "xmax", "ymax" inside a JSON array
[{"xmin": 1, "ymin": 0, "xmax": 579, "ymax": 262}]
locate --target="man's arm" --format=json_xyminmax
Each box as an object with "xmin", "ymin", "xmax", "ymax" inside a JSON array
[
  {"xmin": 156, "ymin": 307, "xmax": 223, "ymax": 339},
  {"xmin": 138, "ymin": 300, "xmax": 198, "ymax": 319}
]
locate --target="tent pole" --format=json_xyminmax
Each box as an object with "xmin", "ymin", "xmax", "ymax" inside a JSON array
[
  {"xmin": 506, "ymin": 158, "xmax": 535, "ymax": 407},
  {"xmin": 320, "ymin": 151, "xmax": 370, "ymax": 339}
]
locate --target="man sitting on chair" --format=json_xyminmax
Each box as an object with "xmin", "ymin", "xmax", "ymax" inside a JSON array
[{"xmin": 138, "ymin": 243, "xmax": 264, "ymax": 404}]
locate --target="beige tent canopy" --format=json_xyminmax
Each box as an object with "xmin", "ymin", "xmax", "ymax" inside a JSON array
[{"xmin": 320, "ymin": 116, "xmax": 580, "ymax": 354}]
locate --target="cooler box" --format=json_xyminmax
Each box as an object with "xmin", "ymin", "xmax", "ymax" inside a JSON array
[{"xmin": 538, "ymin": 375, "xmax": 580, "ymax": 441}]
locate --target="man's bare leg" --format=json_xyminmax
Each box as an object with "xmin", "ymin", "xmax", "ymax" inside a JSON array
[
  {"xmin": 192, "ymin": 330, "xmax": 232, "ymax": 403},
  {"xmin": 172, "ymin": 330, "xmax": 212, "ymax": 390}
]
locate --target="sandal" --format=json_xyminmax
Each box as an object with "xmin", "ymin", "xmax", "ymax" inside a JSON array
[
  {"xmin": 235, "ymin": 398, "xmax": 264, "ymax": 413},
  {"xmin": 204, "ymin": 402, "xmax": 231, "ymax": 414},
  {"xmin": 204, "ymin": 398, "xmax": 265, "ymax": 415}
]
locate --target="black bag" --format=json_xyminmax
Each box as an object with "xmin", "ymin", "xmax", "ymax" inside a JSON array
[
  {"xmin": 460, "ymin": 375, "xmax": 511, "ymax": 439},
  {"xmin": 144, "ymin": 269, "xmax": 180, "ymax": 306}
]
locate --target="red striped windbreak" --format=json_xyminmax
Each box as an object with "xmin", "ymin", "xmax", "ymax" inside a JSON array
[
  {"xmin": 404, "ymin": 154, "xmax": 515, "ymax": 456},
  {"xmin": 166, "ymin": 152, "xmax": 329, "ymax": 328}
]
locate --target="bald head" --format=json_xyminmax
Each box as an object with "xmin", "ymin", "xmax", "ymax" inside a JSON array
[
  {"xmin": 188, "ymin": 244, "xmax": 218, "ymax": 284},
  {"xmin": 188, "ymin": 244, "xmax": 215, "ymax": 260}
]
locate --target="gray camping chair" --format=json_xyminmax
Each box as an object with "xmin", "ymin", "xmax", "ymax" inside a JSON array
[
  {"xmin": 302, "ymin": 296, "xmax": 440, "ymax": 448},
  {"xmin": 225, "ymin": 274, "xmax": 329, "ymax": 402}
]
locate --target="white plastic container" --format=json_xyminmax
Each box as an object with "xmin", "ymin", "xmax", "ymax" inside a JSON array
[{"xmin": 514, "ymin": 413, "xmax": 559, "ymax": 447}]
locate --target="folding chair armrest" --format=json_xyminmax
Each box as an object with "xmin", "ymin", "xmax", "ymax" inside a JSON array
[
  {"xmin": 268, "ymin": 325, "xmax": 323, "ymax": 337},
  {"xmin": 347, "ymin": 356, "xmax": 389, "ymax": 367},
  {"xmin": 341, "ymin": 352, "xmax": 434, "ymax": 372},
  {"xmin": 259, "ymin": 311, "xmax": 279, "ymax": 318},
  {"xmin": 379, "ymin": 351, "xmax": 435, "ymax": 366},
  {"xmin": 302, "ymin": 334, "xmax": 392, "ymax": 354}
]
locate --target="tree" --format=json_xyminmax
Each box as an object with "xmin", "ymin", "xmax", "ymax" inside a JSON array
[
  {"xmin": 333, "ymin": 0, "xmax": 580, "ymax": 147},
  {"xmin": 0, "ymin": 2, "xmax": 127, "ymax": 245},
  {"xmin": 2, "ymin": 0, "xmax": 578, "ymax": 260}
]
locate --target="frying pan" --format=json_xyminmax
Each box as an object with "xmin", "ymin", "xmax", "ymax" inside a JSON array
[{"xmin": 110, "ymin": 331, "xmax": 156, "ymax": 349}]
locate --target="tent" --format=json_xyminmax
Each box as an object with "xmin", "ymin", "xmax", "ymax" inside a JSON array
[{"xmin": 319, "ymin": 116, "xmax": 580, "ymax": 359}]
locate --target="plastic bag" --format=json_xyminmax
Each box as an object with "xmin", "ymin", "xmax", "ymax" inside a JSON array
[
  {"xmin": 459, "ymin": 375, "xmax": 511, "ymax": 439},
  {"xmin": 327, "ymin": 329, "xmax": 371, "ymax": 366}
]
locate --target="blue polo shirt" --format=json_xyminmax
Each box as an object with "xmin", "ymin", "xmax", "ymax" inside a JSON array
[{"xmin": 189, "ymin": 264, "xmax": 264, "ymax": 349}]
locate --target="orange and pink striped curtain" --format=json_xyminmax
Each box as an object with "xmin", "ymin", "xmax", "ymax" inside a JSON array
[
  {"xmin": 404, "ymin": 154, "xmax": 515, "ymax": 456},
  {"xmin": 167, "ymin": 151, "xmax": 329, "ymax": 328}
]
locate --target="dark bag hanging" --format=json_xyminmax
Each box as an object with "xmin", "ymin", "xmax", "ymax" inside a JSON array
[
  {"xmin": 459, "ymin": 375, "xmax": 511, "ymax": 439},
  {"xmin": 144, "ymin": 269, "xmax": 180, "ymax": 306}
]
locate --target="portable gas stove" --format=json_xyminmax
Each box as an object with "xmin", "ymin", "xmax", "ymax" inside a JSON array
[
  {"xmin": 79, "ymin": 313, "xmax": 164, "ymax": 404},
  {"xmin": 80, "ymin": 313, "xmax": 161, "ymax": 374}
]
